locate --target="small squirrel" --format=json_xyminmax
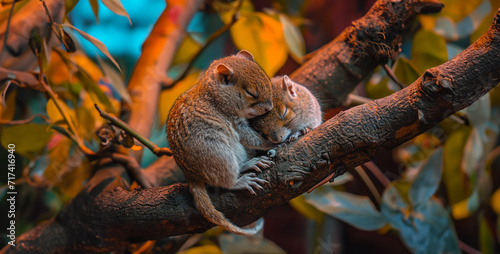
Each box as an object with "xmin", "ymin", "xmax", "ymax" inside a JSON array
[
  {"xmin": 250, "ymin": 75, "xmax": 322, "ymax": 145},
  {"xmin": 166, "ymin": 50, "xmax": 274, "ymax": 236}
]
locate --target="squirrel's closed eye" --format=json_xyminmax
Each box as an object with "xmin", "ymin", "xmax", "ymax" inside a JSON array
[{"xmin": 244, "ymin": 88, "xmax": 257, "ymax": 98}]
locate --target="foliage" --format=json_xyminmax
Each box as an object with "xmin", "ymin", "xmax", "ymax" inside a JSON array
[{"xmin": 0, "ymin": 0, "xmax": 499, "ymax": 253}]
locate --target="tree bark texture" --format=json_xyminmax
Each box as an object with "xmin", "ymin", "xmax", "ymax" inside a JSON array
[{"xmin": 3, "ymin": 0, "xmax": 500, "ymax": 253}]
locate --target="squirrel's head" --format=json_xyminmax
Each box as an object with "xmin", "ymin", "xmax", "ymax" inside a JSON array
[
  {"xmin": 250, "ymin": 75, "xmax": 300, "ymax": 143},
  {"xmin": 208, "ymin": 50, "xmax": 273, "ymax": 119}
]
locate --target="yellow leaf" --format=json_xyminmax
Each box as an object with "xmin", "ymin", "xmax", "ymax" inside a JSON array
[
  {"xmin": 231, "ymin": 12, "xmax": 288, "ymax": 77},
  {"xmin": 214, "ymin": 0, "xmax": 255, "ymax": 24},
  {"xmin": 171, "ymin": 35, "xmax": 202, "ymax": 66},
  {"xmin": 178, "ymin": 245, "xmax": 222, "ymax": 254},
  {"xmin": 159, "ymin": 71, "xmax": 200, "ymax": 124},
  {"xmin": 46, "ymin": 98, "xmax": 78, "ymax": 130},
  {"xmin": 0, "ymin": 88, "xmax": 16, "ymax": 121},
  {"xmin": 491, "ymin": 188, "xmax": 500, "ymax": 215},
  {"xmin": 289, "ymin": 195, "xmax": 324, "ymax": 223},
  {"xmin": 452, "ymin": 198, "xmax": 471, "ymax": 219}
]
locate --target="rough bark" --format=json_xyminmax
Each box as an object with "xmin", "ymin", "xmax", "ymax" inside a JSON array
[{"xmin": 4, "ymin": 0, "xmax": 500, "ymax": 253}]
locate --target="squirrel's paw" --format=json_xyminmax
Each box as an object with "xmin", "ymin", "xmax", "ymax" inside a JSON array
[
  {"xmin": 232, "ymin": 173, "xmax": 268, "ymax": 195},
  {"xmin": 241, "ymin": 156, "xmax": 274, "ymax": 173},
  {"xmin": 287, "ymin": 131, "xmax": 302, "ymax": 142}
]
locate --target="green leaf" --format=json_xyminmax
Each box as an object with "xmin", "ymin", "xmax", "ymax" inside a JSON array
[
  {"xmin": 365, "ymin": 73, "xmax": 394, "ymax": 99},
  {"xmin": 442, "ymin": 126, "xmax": 473, "ymax": 204},
  {"xmin": 1, "ymin": 124, "xmax": 52, "ymax": 157},
  {"xmin": 289, "ymin": 195, "xmax": 324, "ymax": 223},
  {"xmin": 100, "ymin": 0, "xmax": 132, "ymax": 25},
  {"xmin": 62, "ymin": 24, "xmax": 122, "ymax": 73},
  {"xmin": 65, "ymin": 0, "xmax": 80, "ymax": 15},
  {"xmin": 178, "ymin": 245, "xmax": 222, "ymax": 254},
  {"xmin": 480, "ymin": 213, "xmax": 495, "ymax": 254},
  {"xmin": 393, "ymin": 57, "xmax": 420, "ymax": 86},
  {"xmin": 411, "ymin": 30, "xmax": 448, "ymax": 74},
  {"xmin": 219, "ymin": 231, "xmax": 286, "ymax": 254},
  {"xmin": 305, "ymin": 187, "xmax": 387, "ymax": 231},
  {"xmin": 46, "ymin": 98, "xmax": 78, "ymax": 131},
  {"xmin": 279, "ymin": 14, "xmax": 305, "ymax": 63},
  {"xmin": 74, "ymin": 70, "xmax": 114, "ymax": 112},
  {"xmin": 409, "ymin": 148, "xmax": 443, "ymax": 207},
  {"xmin": 231, "ymin": 12, "xmax": 288, "ymax": 76}
]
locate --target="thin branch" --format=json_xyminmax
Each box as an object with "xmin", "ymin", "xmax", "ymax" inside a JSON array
[
  {"xmin": 362, "ymin": 161, "xmax": 390, "ymax": 187},
  {"xmin": 94, "ymin": 104, "xmax": 173, "ymax": 157},
  {"xmin": 0, "ymin": 114, "xmax": 49, "ymax": 125},
  {"xmin": 164, "ymin": 0, "xmax": 243, "ymax": 88},
  {"xmin": 382, "ymin": 64, "xmax": 406, "ymax": 89},
  {"xmin": 354, "ymin": 166, "xmax": 382, "ymax": 204}
]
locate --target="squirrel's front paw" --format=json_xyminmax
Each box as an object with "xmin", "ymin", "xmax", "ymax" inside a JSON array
[
  {"xmin": 287, "ymin": 131, "xmax": 302, "ymax": 142},
  {"xmin": 233, "ymin": 173, "xmax": 268, "ymax": 195},
  {"xmin": 241, "ymin": 156, "xmax": 274, "ymax": 173}
]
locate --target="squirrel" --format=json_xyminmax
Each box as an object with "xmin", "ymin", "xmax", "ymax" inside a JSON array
[
  {"xmin": 166, "ymin": 50, "xmax": 274, "ymax": 236},
  {"xmin": 250, "ymin": 75, "xmax": 322, "ymax": 145}
]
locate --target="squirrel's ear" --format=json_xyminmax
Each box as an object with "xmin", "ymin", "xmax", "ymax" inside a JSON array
[
  {"xmin": 282, "ymin": 75, "xmax": 297, "ymax": 98},
  {"xmin": 216, "ymin": 64, "xmax": 234, "ymax": 84},
  {"xmin": 236, "ymin": 50, "xmax": 254, "ymax": 61}
]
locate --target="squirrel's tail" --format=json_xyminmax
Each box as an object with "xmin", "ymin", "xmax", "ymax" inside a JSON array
[{"xmin": 189, "ymin": 183, "xmax": 262, "ymax": 236}]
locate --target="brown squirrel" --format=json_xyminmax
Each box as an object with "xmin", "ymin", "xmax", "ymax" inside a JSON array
[
  {"xmin": 166, "ymin": 50, "xmax": 274, "ymax": 235},
  {"xmin": 250, "ymin": 75, "xmax": 322, "ymax": 145}
]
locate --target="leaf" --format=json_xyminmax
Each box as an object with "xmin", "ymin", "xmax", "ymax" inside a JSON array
[
  {"xmin": 479, "ymin": 214, "xmax": 495, "ymax": 254},
  {"xmin": 62, "ymin": 24, "xmax": 122, "ymax": 73},
  {"xmin": 231, "ymin": 12, "xmax": 288, "ymax": 76},
  {"xmin": 171, "ymin": 35, "xmax": 203, "ymax": 66},
  {"xmin": 46, "ymin": 98, "xmax": 78, "ymax": 131},
  {"xmin": 100, "ymin": 0, "xmax": 132, "ymax": 25},
  {"xmin": 75, "ymin": 70, "xmax": 114, "ymax": 113},
  {"xmin": 96, "ymin": 54, "xmax": 130, "ymax": 103},
  {"xmin": 279, "ymin": 14, "xmax": 305, "ymax": 63},
  {"xmin": 1, "ymin": 124, "xmax": 52, "ymax": 158},
  {"xmin": 490, "ymin": 188, "xmax": 500, "ymax": 215},
  {"xmin": 62, "ymin": 29, "xmax": 77, "ymax": 53},
  {"xmin": 442, "ymin": 126, "xmax": 473, "ymax": 204},
  {"xmin": 89, "ymin": 0, "xmax": 100, "ymax": 23},
  {"xmin": 382, "ymin": 185, "xmax": 460, "ymax": 254},
  {"xmin": 0, "ymin": 87, "xmax": 16, "ymax": 121},
  {"xmin": 65, "ymin": 0, "xmax": 79, "ymax": 14},
  {"xmin": 178, "ymin": 245, "xmax": 223, "ymax": 254},
  {"xmin": 393, "ymin": 57, "xmax": 420, "ymax": 86},
  {"xmin": 471, "ymin": 0, "xmax": 500, "ymax": 43},
  {"xmin": 219, "ymin": 228, "xmax": 286, "ymax": 254},
  {"xmin": 411, "ymin": 30, "xmax": 448, "ymax": 74},
  {"xmin": 409, "ymin": 148, "xmax": 443, "ymax": 207},
  {"xmin": 305, "ymin": 187, "xmax": 387, "ymax": 231},
  {"xmin": 288, "ymin": 195, "xmax": 324, "ymax": 223},
  {"xmin": 461, "ymin": 93, "xmax": 490, "ymax": 128}
]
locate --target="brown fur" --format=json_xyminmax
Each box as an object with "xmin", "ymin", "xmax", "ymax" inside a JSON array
[
  {"xmin": 250, "ymin": 75, "xmax": 322, "ymax": 144},
  {"xmin": 166, "ymin": 51, "xmax": 273, "ymax": 235}
]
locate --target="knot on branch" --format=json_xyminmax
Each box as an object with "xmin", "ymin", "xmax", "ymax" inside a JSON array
[{"xmin": 416, "ymin": 68, "xmax": 455, "ymax": 124}]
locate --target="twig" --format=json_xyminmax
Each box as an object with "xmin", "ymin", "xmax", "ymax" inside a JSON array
[
  {"xmin": 362, "ymin": 161, "xmax": 391, "ymax": 187},
  {"xmin": 94, "ymin": 104, "xmax": 173, "ymax": 157},
  {"xmin": 0, "ymin": 114, "xmax": 49, "ymax": 125},
  {"xmin": 307, "ymin": 171, "xmax": 335, "ymax": 193},
  {"xmin": 354, "ymin": 166, "xmax": 382, "ymax": 204},
  {"xmin": 458, "ymin": 240, "xmax": 481, "ymax": 254},
  {"xmin": 382, "ymin": 64, "xmax": 406, "ymax": 89},
  {"xmin": 0, "ymin": 67, "xmax": 44, "ymax": 91},
  {"xmin": 164, "ymin": 0, "xmax": 243, "ymax": 88}
]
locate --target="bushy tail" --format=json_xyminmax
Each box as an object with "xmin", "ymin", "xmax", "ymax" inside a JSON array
[{"xmin": 189, "ymin": 183, "xmax": 262, "ymax": 236}]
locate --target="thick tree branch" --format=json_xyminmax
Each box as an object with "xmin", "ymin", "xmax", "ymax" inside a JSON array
[{"xmin": 291, "ymin": 0, "xmax": 444, "ymax": 108}]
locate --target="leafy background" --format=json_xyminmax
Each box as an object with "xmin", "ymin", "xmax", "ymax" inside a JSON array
[{"xmin": 1, "ymin": 0, "xmax": 500, "ymax": 253}]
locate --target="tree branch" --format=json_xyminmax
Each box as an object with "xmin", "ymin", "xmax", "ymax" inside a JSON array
[{"xmin": 291, "ymin": 0, "xmax": 444, "ymax": 108}]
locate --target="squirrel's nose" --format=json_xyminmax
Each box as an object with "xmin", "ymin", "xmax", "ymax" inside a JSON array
[{"xmin": 264, "ymin": 101, "xmax": 273, "ymax": 112}]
